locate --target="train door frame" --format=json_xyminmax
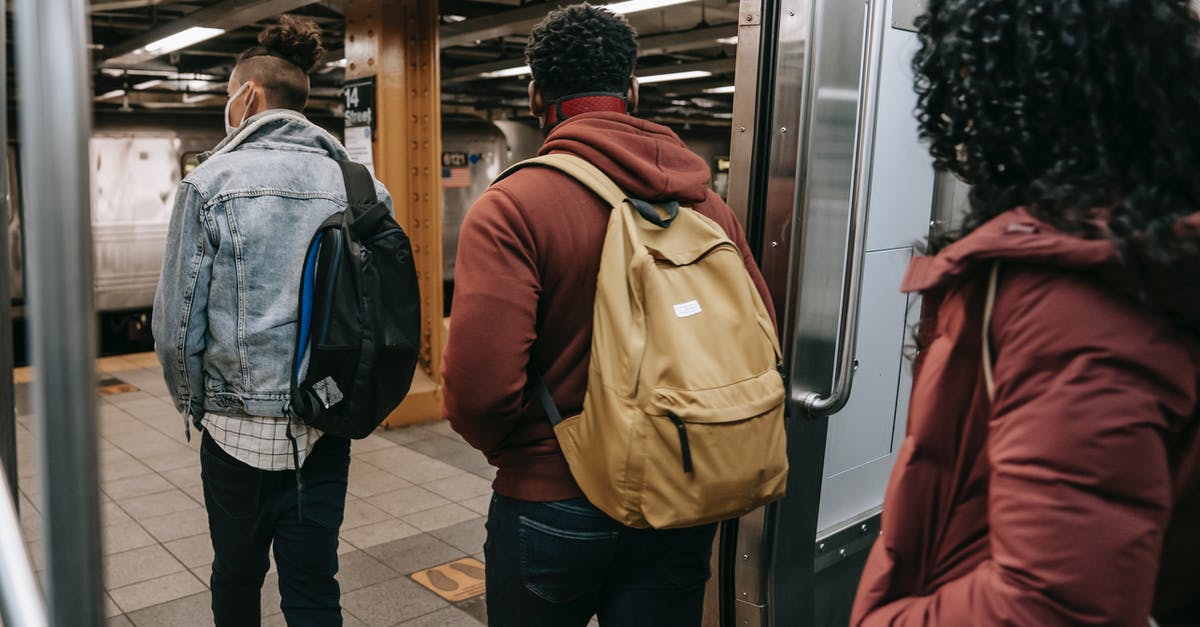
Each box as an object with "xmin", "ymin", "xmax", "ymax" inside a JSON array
[{"xmin": 721, "ymin": 0, "xmax": 939, "ymax": 625}]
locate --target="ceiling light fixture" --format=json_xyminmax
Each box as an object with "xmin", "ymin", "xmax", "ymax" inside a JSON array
[
  {"xmin": 480, "ymin": 65, "xmax": 531, "ymax": 79},
  {"xmin": 140, "ymin": 26, "xmax": 225, "ymax": 56},
  {"xmin": 716, "ymin": 36, "xmax": 739, "ymax": 45},
  {"xmin": 703, "ymin": 85, "xmax": 736, "ymax": 94},
  {"xmin": 604, "ymin": 0, "xmax": 696, "ymax": 15},
  {"xmin": 638, "ymin": 70, "xmax": 712, "ymax": 84}
]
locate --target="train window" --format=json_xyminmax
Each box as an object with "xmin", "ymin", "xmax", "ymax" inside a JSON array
[{"xmin": 181, "ymin": 151, "xmax": 202, "ymax": 176}]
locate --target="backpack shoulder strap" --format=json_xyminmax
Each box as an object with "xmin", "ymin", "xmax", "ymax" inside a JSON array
[
  {"xmin": 337, "ymin": 160, "xmax": 389, "ymax": 238},
  {"xmin": 494, "ymin": 154, "xmax": 627, "ymax": 209},
  {"xmin": 982, "ymin": 262, "xmax": 1000, "ymax": 401},
  {"xmin": 337, "ymin": 160, "xmax": 380, "ymax": 206}
]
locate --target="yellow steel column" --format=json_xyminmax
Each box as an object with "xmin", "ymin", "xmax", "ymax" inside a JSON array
[{"xmin": 345, "ymin": 0, "xmax": 444, "ymax": 425}]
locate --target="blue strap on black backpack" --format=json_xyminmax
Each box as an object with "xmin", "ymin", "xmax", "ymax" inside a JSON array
[{"xmin": 289, "ymin": 160, "xmax": 421, "ymax": 439}]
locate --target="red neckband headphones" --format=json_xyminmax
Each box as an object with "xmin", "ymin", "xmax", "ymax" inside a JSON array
[{"xmin": 544, "ymin": 92, "xmax": 629, "ymax": 130}]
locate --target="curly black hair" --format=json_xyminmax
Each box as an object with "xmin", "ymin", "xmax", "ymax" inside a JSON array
[
  {"xmin": 914, "ymin": 1, "xmax": 1200, "ymax": 279},
  {"xmin": 525, "ymin": 3, "xmax": 638, "ymax": 101}
]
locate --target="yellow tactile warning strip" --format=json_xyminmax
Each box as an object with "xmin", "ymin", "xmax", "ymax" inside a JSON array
[
  {"xmin": 409, "ymin": 557, "xmax": 486, "ymax": 602},
  {"xmin": 96, "ymin": 377, "xmax": 140, "ymax": 396},
  {"xmin": 12, "ymin": 352, "xmax": 159, "ymax": 384}
]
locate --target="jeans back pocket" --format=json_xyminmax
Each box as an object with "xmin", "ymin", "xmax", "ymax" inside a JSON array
[{"xmin": 518, "ymin": 514, "xmax": 619, "ymax": 604}]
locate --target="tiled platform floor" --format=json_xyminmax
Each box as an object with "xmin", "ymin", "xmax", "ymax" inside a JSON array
[{"xmin": 10, "ymin": 353, "xmax": 492, "ymax": 626}]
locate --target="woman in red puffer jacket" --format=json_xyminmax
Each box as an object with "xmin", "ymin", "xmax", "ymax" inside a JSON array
[{"xmin": 851, "ymin": 2, "xmax": 1200, "ymax": 625}]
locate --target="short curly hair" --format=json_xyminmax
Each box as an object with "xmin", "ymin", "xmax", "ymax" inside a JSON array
[
  {"xmin": 525, "ymin": 3, "xmax": 638, "ymax": 101},
  {"xmin": 915, "ymin": 0, "xmax": 1200, "ymax": 280}
]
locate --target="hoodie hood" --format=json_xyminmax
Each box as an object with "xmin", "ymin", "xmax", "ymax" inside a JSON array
[
  {"xmin": 538, "ymin": 112, "xmax": 712, "ymax": 204},
  {"xmin": 905, "ymin": 207, "xmax": 1200, "ymax": 330},
  {"xmin": 199, "ymin": 109, "xmax": 350, "ymax": 163}
]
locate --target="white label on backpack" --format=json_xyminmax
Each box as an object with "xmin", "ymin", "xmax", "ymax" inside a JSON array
[
  {"xmin": 313, "ymin": 377, "xmax": 344, "ymax": 409},
  {"xmin": 673, "ymin": 300, "xmax": 703, "ymax": 318}
]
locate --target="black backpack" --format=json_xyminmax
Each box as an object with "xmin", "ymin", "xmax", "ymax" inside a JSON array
[{"xmin": 289, "ymin": 160, "xmax": 421, "ymax": 438}]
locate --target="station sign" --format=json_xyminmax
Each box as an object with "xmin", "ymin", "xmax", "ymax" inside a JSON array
[{"xmin": 344, "ymin": 77, "xmax": 376, "ymax": 131}]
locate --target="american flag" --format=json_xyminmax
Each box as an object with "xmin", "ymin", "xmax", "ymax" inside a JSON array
[{"xmin": 442, "ymin": 166, "xmax": 471, "ymax": 188}]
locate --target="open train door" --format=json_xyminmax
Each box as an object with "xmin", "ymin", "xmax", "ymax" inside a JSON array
[{"xmin": 714, "ymin": 0, "xmax": 951, "ymax": 625}]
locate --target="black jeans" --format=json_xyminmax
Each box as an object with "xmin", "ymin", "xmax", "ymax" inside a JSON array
[
  {"xmin": 200, "ymin": 430, "xmax": 350, "ymax": 627},
  {"xmin": 484, "ymin": 493, "xmax": 718, "ymax": 627}
]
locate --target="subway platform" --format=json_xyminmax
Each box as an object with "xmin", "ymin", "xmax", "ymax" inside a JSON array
[{"xmin": 10, "ymin": 353, "xmax": 500, "ymax": 627}]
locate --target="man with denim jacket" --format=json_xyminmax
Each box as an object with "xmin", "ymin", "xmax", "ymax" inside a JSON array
[{"xmin": 153, "ymin": 17, "xmax": 389, "ymax": 626}]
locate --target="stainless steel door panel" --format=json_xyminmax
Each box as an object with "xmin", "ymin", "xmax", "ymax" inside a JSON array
[
  {"xmin": 755, "ymin": 0, "xmax": 813, "ymax": 333},
  {"xmin": 817, "ymin": 247, "xmax": 911, "ymax": 534},
  {"xmin": 813, "ymin": 11, "xmax": 934, "ymax": 535},
  {"xmin": 864, "ymin": 30, "xmax": 933, "ymax": 252}
]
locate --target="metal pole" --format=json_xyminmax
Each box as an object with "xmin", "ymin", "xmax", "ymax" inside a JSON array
[
  {"xmin": 0, "ymin": 462, "xmax": 49, "ymax": 627},
  {"xmin": 14, "ymin": 0, "xmax": 104, "ymax": 625},
  {"xmin": 0, "ymin": 0, "xmax": 17, "ymax": 508}
]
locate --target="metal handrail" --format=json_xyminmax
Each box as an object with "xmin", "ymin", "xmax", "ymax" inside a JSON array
[
  {"xmin": 0, "ymin": 464, "xmax": 49, "ymax": 627},
  {"xmin": 796, "ymin": 0, "xmax": 887, "ymax": 416}
]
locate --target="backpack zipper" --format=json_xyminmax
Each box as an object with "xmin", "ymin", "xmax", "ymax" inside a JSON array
[
  {"xmin": 318, "ymin": 235, "xmax": 343, "ymax": 344},
  {"xmin": 667, "ymin": 413, "xmax": 694, "ymax": 474}
]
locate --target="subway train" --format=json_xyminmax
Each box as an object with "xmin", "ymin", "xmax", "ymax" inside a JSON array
[{"xmin": 6, "ymin": 115, "xmax": 733, "ymax": 324}]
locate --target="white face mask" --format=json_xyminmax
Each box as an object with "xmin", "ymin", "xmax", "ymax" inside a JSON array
[{"xmin": 224, "ymin": 82, "xmax": 255, "ymax": 136}]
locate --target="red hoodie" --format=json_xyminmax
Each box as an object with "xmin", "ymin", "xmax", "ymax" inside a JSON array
[
  {"xmin": 852, "ymin": 209, "xmax": 1200, "ymax": 626},
  {"xmin": 442, "ymin": 112, "xmax": 774, "ymax": 501}
]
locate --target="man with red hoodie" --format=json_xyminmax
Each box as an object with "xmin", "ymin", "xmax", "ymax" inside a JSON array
[{"xmin": 442, "ymin": 5, "xmax": 773, "ymax": 626}]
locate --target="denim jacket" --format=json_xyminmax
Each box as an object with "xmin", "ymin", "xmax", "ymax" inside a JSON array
[{"xmin": 153, "ymin": 109, "xmax": 392, "ymax": 425}]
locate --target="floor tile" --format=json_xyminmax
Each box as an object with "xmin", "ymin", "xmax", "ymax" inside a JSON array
[
  {"xmin": 341, "ymin": 498, "xmax": 393, "ymax": 530},
  {"xmin": 137, "ymin": 507, "xmax": 209, "ymax": 543},
  {"xmin": 118, "ymin": 488, "xmax": 200, "ymax": 521},
  {"xmin": 349, "ymin": 433, "xmax": 397, "ymax": 453},
  {"xmin": 260, "ymin": 572, "xmax": 282, "ymax": 617},
  {"xmin": 366, "ymin": 533, "xmax": 467, "ymax": 576},
  {"xmin": 429, "ymin": 518, "xmax": 487, "ymax": 556},
  {"xmin": 421, "ymin": 474, "xmax": 492, "ymax": 502},
  {"xmin": 164, "ymin": 533, "xmax": 215, "ymax": 568},
  {"xmin": 190, "ymin": 564, "xmax": 212, "ymax": 589},
  {"xmin": 101, "ymin": 500, "xmax": 135, "ymax": 526},
  {"xmin": 104, "ymin": 544, "xmax": 187, "ymax": 589},
  {"xmin": 107, "ymin": 615, "xmax": 134, "ymax": 627},
  {"xmin": 457, "ymin": 596, "xmax": 488, "ymax": 624},
  {"xmin": 140, "ymin": 450, "xmax": 200, "ymax": 473},
  {"xmin": 402, "ymin": 503, "xmax": 477, "ymax": 533},
  {"xmin": 109, "ymin": 571, "xmax": 206, "ymax": 614},
  {"xmin": 105, "ymin": 592, "xmax": 122, "ymax": 617},
  {"xmin": 374, "ymin": 426, "xmax": 431, "ymax": 446},
  {"xmin": 347, "ymin": 469, "xmax": 413, "ymax": 499},
  {"xmin": 102, "ymin": 520, "xmax": 158, "ymax": 556},
  {"xmin": 340, "ymin": 519, "xmax": 422, "ymax": 549},
  {"xmin": 403, "ymin": 435, "xmax": 475, "ymax": 460},
  {"xmin": 100, "ymin": 457, "xmax": 156, "ymax": 483},
  {"xmin": 341, "ymin": 577, "xmax": 448, "ymax": 626},
  {"xmin": 366, "ymin": 485, "xmax": 449, "ymax": 518},
  {"xmin": 459, "ymin": 494, "xmax": 492, "ymax": 517},
  {"xmin": 335, "ymin": 549, "xmax": 399, "ymax": 593},
  {"xmin": 399, "ymin": 605, "xmax": 485, "ymax": 626},
  {"xmin": 160, "ymin": 465, "xmax": 203, "ymax": 490},
  {"xmin": 103, "ymin": 473, "xmax": 176, "ymax": 501},
  {"xmin": 125, "ymin": 590, "xmax": 213, "ymax": 627}
]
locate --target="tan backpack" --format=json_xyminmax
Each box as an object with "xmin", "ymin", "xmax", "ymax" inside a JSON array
[{"xmin": 496, "ymin": 154, "xmax": 789, "ymax": 529}]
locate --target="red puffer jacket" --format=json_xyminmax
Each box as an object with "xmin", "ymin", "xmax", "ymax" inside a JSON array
[{"xmin": 852, "ymin": 208, "xmax": 1200, "ymax": 626}]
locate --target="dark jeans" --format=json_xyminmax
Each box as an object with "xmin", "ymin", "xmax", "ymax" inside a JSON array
[
  {"xmin": 485, "ymin": 493, "xmax": 718, "ymax": 627},
  {"xmin": 200, "ymin": 430, "xmax": 350, "ymax": 627}
]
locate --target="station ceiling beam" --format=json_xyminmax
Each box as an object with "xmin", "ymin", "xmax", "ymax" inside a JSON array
[
  {"xmin": 98, "ymin": 0, "xmax": 319, "ymax": 66},
  {"xmin": 439, "ymin": 1, "xmax": 739, "ymax": 49},
  {"xmin": 443, "ymin": 25, "xmax": 738, "ymax": 84}
]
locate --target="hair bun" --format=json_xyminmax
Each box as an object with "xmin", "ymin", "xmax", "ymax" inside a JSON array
[{"xmin": 258, "ymin": 15, "xmax": 326, "ymax": 73}]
